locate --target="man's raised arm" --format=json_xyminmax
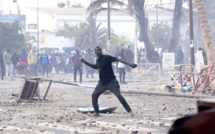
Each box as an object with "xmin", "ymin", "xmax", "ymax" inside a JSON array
[
  {"xmin": 80, "ymin": 58, "xmax": 98, "ymax": 69},
  {"xmin": 116, "ymin": 58, "xmax": 137, "ymax": 68}
]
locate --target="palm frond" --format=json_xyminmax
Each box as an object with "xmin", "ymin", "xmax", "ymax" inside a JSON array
[
  {"xmin": 87, "ymin": 0, "xmax": 106, "ymax": 12},
  {"xmin": 110, "ymin": 0, "xmax": 125, "ymax": 7}
]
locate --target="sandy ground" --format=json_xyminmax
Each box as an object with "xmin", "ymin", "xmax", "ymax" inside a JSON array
[{"xmin": 0, "ymin": 73, "xmax": 206, "ymax": 134}]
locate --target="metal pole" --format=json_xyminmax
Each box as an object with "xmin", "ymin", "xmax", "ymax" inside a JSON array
[
  {"xmin": 134, "ymin": 21, "xmax": 138, "ymax": 64},
  {"xmin": 189, "ymin": 0, "xmax": 195, "ymax": 65},
  {"xmin": 156, "ymin": 0, "xmax": 158, "ymax": 49},
  {"xmin": 107, "ymin": 0, "xmax": 110, "ymax": 52},
  {"xmin": 36, "ymin": 0, "xmax": 39, "ymax": 76},
  {"xmin": 90, "ymin": 0, "xmax": 92, "ymax": 47}
]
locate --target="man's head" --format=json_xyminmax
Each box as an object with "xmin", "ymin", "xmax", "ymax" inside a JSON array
[
  {"xmin": 76, "ymin": 49, "xmax": 80, "ymax": 54},
  {"xmin": 42, "ymin": 50, "xmax": 46, "ymax": 55},
  {"xmin": 94, "ymin": 46, "xmax": 102, "ymax": 57}
]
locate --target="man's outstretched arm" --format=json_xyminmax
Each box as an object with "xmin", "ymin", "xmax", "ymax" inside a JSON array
[
  {"xmin": 80, "ymin": 58, "xmax": 98, "ymax": 69},
  {"xmin": 116, "ymin": 58, "xmax": 137, "ymax": 68}
]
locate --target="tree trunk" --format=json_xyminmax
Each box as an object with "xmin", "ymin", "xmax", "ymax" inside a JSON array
[
  {"xmin": 138, "ymin": 15, "xmax": 160, "ymax": 63},
  {"xmin": 169, "ymin": 0, "xmax": 183, "ymax": 52},
  {"xmin": 195, "ymin": 0, "xmax": 215, "ymax": 66}
]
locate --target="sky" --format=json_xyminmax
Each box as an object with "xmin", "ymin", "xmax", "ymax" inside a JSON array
[
  {"xmin": 2, "ymin": 0, "xmax": 91, "ymax": 8},
  {"xmin": 1, "ymin": 0, "xmax": 174, "ymax": 9},
  {"xmin": 0, "ymin": 0, "xmax": 175, "ymax": 14}
]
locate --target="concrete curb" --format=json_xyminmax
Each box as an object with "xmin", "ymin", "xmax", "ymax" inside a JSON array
[
  {"xmin": 121, "ymin": 89, "xmax": 212, "ymax": 99},
  {"xmin": 78, "ymin": 84, "xmax": 213, "ymax": 99}
]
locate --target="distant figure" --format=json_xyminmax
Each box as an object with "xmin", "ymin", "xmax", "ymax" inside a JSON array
[
  {"xmin": 50, "ymin": 53, "xmax": 57, "ymax": 75},
  {"xmin": 21, "ymin": 49, "xmax": 28, "ymax": 63},
  {"xmin": 80, "ymin": 46, "xmax": 137, "ymax": 117},
  {"xmin": 0, "ymin": 50, "xmax": 5, "ymax": 80},
  {"xmin": 118, "ymin": 46, "xmax": 127, "ymax": 84},
  {"xmin": 176, "ymin": 46, "xmax": 184, "ymax": 64},
  {"xmin": 72, "ymin": 49, "xmax": 82, "ymax": 83},
  {"xmin": 3, "ymin": 49, "xmax": 12, "ymax": 79},
  {"xmin": 125, "ymin": 45, "xmax": 134, "ymax": 72},
  {"xmin": 27, "ymin": 50, "xmax": 35, "ymax": 76},
  {"xmin": 195, "ymin": 47, "xmax": 206, "ymax": 73},
  {"xmin": 85, "ymin": 48, "xmax": 94, "ymax": 78},
  {"xmin": 11, "ymin": 52, "xmax": 19, "ymax": 77},
  {"xmin": 140, "ymin": 49, "xmax": 147, "ymax": 63},
  {"xmin": 40, "ymin": 50, "xmax": 49, "ymax": 78},
  {"xmin": 64, "ymin": 53, "xmax": 70, "ymax": 73}
]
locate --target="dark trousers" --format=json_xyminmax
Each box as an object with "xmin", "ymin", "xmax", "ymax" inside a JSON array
[
  {"xmin": 119, "ymin": 68, "xmax": 126, "ymax": 82},
  {"xmin": 86, "ymin": 66, "xmax": 94, "ymax": 78},
  {"xmin": 92, "ymin": 79, "xmax": 132, "ymax": 114},
  {"xmin": 74, "ymin": 66, "xmax": 82, "ymax": 83},
  {"xmin": 1, "ymin": 64, "xmax": 5, "ymax": 80},
  {"xmin": 42, "ymin": 64, "xmax": 49, "ymax": 77}
]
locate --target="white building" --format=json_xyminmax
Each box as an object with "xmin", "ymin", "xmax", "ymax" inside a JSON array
[{"xmin": 20, "ymin": 4, "xmax": 175, "ymax": 51}]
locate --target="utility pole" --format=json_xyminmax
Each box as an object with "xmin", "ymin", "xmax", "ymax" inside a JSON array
[
  {"xmin": 36, "ymin": 0, "xmax": 39, "ymax": 76},
  {"xmin": 156, "ymin": 0, "xmax": 158, "ymax": 50},
  {"xmin": 107, "ymin": 0, "xmax": 110, "ymax": 52},
  {"xmin": 134, "ymin": 21, "xmax": 138, "ymax": 64},
  {"xmin": 89, "ymin": 0, "xmax": 92, "ymax": 47},
  {"xmin": 189, "ymin": 0, "xmax": 195, "ymax": 65}
]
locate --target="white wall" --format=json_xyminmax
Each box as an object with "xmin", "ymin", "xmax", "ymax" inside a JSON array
[{"xmin": 30, "ymin": 32, "xmax": 74, "ymax": 52}]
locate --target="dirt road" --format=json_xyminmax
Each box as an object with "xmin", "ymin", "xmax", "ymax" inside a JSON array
[{"xmin": 0, "ymin": 74, "xmax": 201, "ymax": 134}]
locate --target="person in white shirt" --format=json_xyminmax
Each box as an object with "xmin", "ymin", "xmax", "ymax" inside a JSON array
[{"xmin": 118, "ymin": 47, "xmax": 127, "ymax": 84}]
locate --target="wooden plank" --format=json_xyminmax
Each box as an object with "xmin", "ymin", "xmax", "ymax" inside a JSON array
[
  {"xmin": 76, "ymin": 106, "xmax": 117, "ymax": 113},
  {"xmin": 43, "ymin": 81, "xmax": 52, "ymax": 100},
  {"xmin": 29, "ymin": 80, "xmax": 39, "ymax": 101},
  {"xmin": 19, "ymin": 77, "xmax": 79, "ymax": 86},
  {"xmin": 17, "ymin": 77, "xmax": 80, "ymax": 102},
  {"xmin": 23, "ymin": 81, "xmax": 35, "ymax": 99},
  {"xmin": 16, "ymin": 79, "xmax": 27, "ymax": 102}
]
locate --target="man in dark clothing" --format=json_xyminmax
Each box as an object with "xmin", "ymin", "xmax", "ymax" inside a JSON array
[
  {"xmin": 176, "ymin": 46, "xmax": 184, "ymax": 64},
  {"xmin": 41, "ymin": 50, "xmax": 49, "ymax": 78},
  {"xmin": 0, "ymin": 51, "xmax": 5, "ymax": 80},
  {"xmin": 125, "ymin": 45, "xmax": 134, "ymax": 72},
  {"xmin": 12, "ymin": 52, "xmax": 19, "ymax": 77},
  {"xmin": 72, "ymin": 49, "xmax": 82, "ymax": 83},
  {"xmin": 21, "ymin": 49, "xmax": 28, "ymax": 63},
  {"xmin": 80, "ymin": 46, "xmax": 137, "ymax": 117}
]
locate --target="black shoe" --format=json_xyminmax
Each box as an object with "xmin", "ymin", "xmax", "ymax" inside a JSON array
[
  {"xmin": 129, "ymin": 111, "xmax": 135, "ymax": 117},
  {"xmin": 92, "ymin": 113, "xmax": 100, "ymax": 117}
]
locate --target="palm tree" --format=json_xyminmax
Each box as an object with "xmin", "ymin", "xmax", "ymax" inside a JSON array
[
  {"xmin": 88, "ymin": 0, "xmax": 161, "ymax": 63},
  {"xmin": 75, "ymin": 16, "xmax": 113, "ymax": 49},
  {"xmin": 56, "ymin": 22, "xmax": 80, "ymax": 38},
  {"xmin": 169, "ymin": 1, "xmax": 183, "ymax": 52},
  {"xmin": 205, "ymin": 0, "xmax": 215, "ymax": 43},
  {"xmin": 195, "ymin": 0, "xmax": 215, "ymax": 66}
]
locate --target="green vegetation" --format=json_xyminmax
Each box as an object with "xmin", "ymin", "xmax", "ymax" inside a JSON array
[
  {"xmin": 0, "ymin": 21, "xmax": 34, "ymax": 52},
  {"xmin": 149, "ymin": 22, "xmax": 172, "ymax": 52}
]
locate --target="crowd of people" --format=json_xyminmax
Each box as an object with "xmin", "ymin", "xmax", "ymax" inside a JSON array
[
  {"xmin": 0, "ymin": 48, "xmax": 97, "ymax": 81},
  {"xmin": 0, "ymin": 46, "xmax": 152, "ymax": 85}
]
